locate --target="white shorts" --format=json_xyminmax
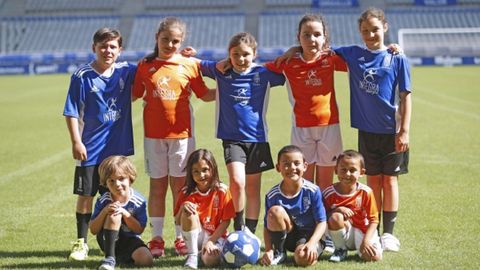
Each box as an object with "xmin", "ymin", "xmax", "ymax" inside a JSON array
[
  {"xmin": 144, "ymin": 137, "xmax": 195, "ymax": 178},
  {"xmin": 291, "ymin": 124, "xmax": 343, "ymax": 166},
  {"xmin": 329, "ymin": 227, "xmax": 383, "ymax": 257},
  {"xmin": 194, "ymin": 228, "xmax": 226, "ymax": 250}
]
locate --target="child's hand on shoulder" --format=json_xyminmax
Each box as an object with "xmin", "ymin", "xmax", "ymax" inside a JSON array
[{"xmin": 180, "ymin": 46, "xmax": 197, "ymax": 57}]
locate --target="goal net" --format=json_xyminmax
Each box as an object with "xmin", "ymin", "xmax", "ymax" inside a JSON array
[{"xmin": 398, "ymin": 28, "xmax": 480, "ymax": 57}]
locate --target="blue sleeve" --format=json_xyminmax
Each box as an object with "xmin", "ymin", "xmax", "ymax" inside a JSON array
[
  {"xmin": 135, "ymin": 200, "xmax": 148, "ymax": 228},
  {"xmin": 397, "ymin": 55, "xmax": 411, "ymax": 92},
  {"xmin": 63, "ymin": 74, "xmax": 83, "ymax": 118},
  {"xmin": 313, "ymin": 188, "xmax": 327, "ymax": 223},
  {"xmin": 266, "ymin": 69, "xmax": 285, "ymax": 87},
  {"xmin": 199, "ymin": 60, "xmax": 217, "ymax": 79},
  {"xmin": 91, "ymin": 197, "xmax": 106, "ymax": 221}
]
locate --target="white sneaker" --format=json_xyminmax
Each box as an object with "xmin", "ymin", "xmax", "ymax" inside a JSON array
[
  {"xmin": 69, "ymin": 238, "xmax": 89, "ymax": 261},
  {"xmin": 184, "ymin": 254, "xmax": 198, "ymax": 269},
  {"xmin": 329, "ymin": 248, "xmax": 347, "ymax": 262},
  {"xmin": 381, "ymin": 233, "xmax": 400, "ymax": 252},
  {"xmin": 270, "ymin": 251, "xmax": 286, "ymax": 265}
]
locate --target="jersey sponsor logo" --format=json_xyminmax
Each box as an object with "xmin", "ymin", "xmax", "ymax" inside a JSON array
[
  {"xmin": 359, "ymin": 69, "xmax": 379, "ymax": 95},
  {"xmin": 305, "ymin": 69, "xmax": 322, "ymax": 86},
  {"xmin": 103, "ymin": 97, "xmax": 122, "ymax": 122},
  {"xmin": 154, "ymin": 76, "xmax": 177, "ymax": 100},
  {"xmin": 230, "ymin": 88, "xmax": 250, "ymax": 106}
]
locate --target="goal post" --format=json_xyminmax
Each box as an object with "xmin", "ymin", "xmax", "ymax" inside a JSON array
[{"xmin": 398, "ymin": 27, "xmax": 480, "ymax": 57}]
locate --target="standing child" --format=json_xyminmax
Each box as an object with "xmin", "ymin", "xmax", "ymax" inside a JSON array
[
  {"xmin": 63, "ymin": 28, "xmax": 136, "ymax": 261},
  {"xmin": 323, "ymin": 150, "xmax": 382, "ymax": 262},
  {"xmin": 132, "ymin": 17, "xmax": 215, "ymax": 257},
  {"xmin": 265, "ymin": 14, "xmax": 347, "ymax": 191},
  {"xmin": 262, "ymin": 145, "xmax": 327, "ymax": 267},
  {"xmin": 90, "ymin": 156, "xmax": 153, "ymax": 270},
  {"xmin": 199, "ymin": 32, "xmax": 285, "ymax": 233},
  {"xmin": 174, "ymin": 149, "xmax": 236, "ymax": 269},
  {"xmin": 334, "ymin": 7, "xmax": 412, "ymax": 252}
]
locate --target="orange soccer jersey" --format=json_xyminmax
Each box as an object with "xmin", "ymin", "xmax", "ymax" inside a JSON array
[
  {"xmin": 265, "ymin": 54, "xmax": 347, "ymax": 127},
  {"xmin": 132, "ymin": 55, "xmax": 209, "ymax": 139},
  {"xmin": 174, "ymin": 183, "xmax": 236, "ymax": 237},
  {"xmin": 322, "ymin": 182, "xmax": 379, "ymax": 234}
]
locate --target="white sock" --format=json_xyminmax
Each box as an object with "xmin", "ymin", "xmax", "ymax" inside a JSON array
[
  {"xmin": 150, "ymin": 217, "xmax": 164, "ymax": 239},
  {"xmin": 175, "ymin": 224, "xmax": 183, "ymax": 239},
  {"xmin": 182, "ymin": 229, "xmax": 199, "ymax": 255},
  {"xmin": 329, "ymin": 228, "xmax": 347, "ymax": 250}
]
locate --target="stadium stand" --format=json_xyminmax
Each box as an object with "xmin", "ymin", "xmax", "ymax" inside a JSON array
[{"xmin": 1, "ymin": 0, "xmax": 480, "ymax": 74}]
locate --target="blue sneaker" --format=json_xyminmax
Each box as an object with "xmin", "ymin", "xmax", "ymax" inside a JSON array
[
  {"xmin": 329, "ymin": 249, "xmax": 347, "ymax": 262},
  {"xmin": 98, "ymin": 256, "xmax": 116, "ymax": 270}
]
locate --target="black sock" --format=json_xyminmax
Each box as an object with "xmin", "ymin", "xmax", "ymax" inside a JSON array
[
  {"xmin": 269, "ymin": 230, "xmax": 287, "ymax": 255},
  {"xmin": 234, "ymin": 210, "xmax": 245, "ymax": 231},
  {"xmin": 76, "ymin": 213, "xmax": 91, "ymax": 241},
  {"xmin": 103, "ymin": 229, "xmax": 119, "ymax": 258},
  {"xmin": 383, "ymin": 211, "xmax": 397, "ymax": 235},
  {"xmin": 245, "ymin": 219, "xmax": 258, "ymax": 234}
]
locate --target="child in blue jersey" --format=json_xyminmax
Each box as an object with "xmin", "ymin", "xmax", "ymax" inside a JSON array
[
  {"xmin": 333, "ymin": 8, "xmax": 412, "ymax": 252},
  {"xmin": 90, "ymin": 155, "xmax": 153, "ymax": 270},
  {"xmin": 199, "ymin": 32, "xmax": 285, "ymax": 233},
  {"xmin": 63, "ymin": 28, "xmax": 136, "ymax": 261},
  {"xmin": 262, "ymin": 145, "xmax": 327, "ymax": 266}
]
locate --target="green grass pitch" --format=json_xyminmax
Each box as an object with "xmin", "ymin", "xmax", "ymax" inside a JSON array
[{"xmin": 0, "ymin": 66, "xmax": 479, "ymax": 269}]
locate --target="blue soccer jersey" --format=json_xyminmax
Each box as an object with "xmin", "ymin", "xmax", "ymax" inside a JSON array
[
  {"xmin": 200, "ymin": 60, "xmax": 285, "ymax": 142},
  {"xmin": 91, "ymin": 188, "xmax": 147, "ymax": 238},
  {"xmin": 264, "ymin": 179, "xmax": 327, "ymax": 231},
  {"xmin": 63, "ymin": 62, "xmax": 136, "ymax": 166},
  {"xmin": 334, "ymin": 46, "xmax": 411, "ymax": 134}
]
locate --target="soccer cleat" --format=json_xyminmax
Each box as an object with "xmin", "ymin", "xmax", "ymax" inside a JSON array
[
  {"xmin": 270, "ymin": 251, "xmax": 286, "ymax": 265},
  {"xmin": 98, "ymin": 256, "xmax": 116, "ymax": 270},
  {"xmin": 174, "ymin": 238, "xmax": 189, "ymax": 256},
  {"xmin": 381, "ymin": 233, "xmax": 400, "ymax": 252},
  {"xmin": 68, "ymin": 238, "xmax": 89, "ymax": 261},
  {"xmin": 329, "ymin": 248, "xmax": 347, "ymax": 262},
  {"xmin": 184, "ymin": 254, "xmax": 198, "ymax": 269},
  {"xmin": 322, "ymin": 236, "xmax": 335, "ymax": 254},
  {"xmin": 148, "ymin": 238, "xmax": 165, "ymax": 257}
]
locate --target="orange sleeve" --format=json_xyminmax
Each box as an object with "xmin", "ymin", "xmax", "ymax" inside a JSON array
[
  {"xmin": 333, "ymin": 55, "xmax": 348, "ymax": 72},
  {"xmin": 365, "ymin": 191, "xmax": 379, "ymax": 224},
  {"xmin": 221, "ymin": 189, "xmax": 236, "ymax": 221},
  {"xmin": 132, "ymin": 62, "xmax": 146, "ymax": 99},
  {"xmin": 264, "ymin": 61, "xmax": 284, "ymax": 74}
]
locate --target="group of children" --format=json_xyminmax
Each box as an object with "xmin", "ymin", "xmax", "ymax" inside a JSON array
[{"xmin": 63, "ymin": 6, "xmax": 411, "ymax": 270}]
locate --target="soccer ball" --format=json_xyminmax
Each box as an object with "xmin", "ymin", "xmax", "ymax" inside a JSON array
[{"xmin": 222, "ymin": 229, "xmax": 261, "ymax": 268}]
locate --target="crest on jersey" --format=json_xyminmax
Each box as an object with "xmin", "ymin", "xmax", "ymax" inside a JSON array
[
  {"xmin": 119, "ymin": 78, "xmax": 125, "ymax": 92},
  {"xmin": 253, "ymin": 72, "xmax": 261, "ymax": 85}
]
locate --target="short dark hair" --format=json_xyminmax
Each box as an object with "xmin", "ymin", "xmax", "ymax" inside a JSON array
[
  {"xmin": 93, "ymin": 27, "xmax": 122, "ymax": 47},
  {"xmin": 277, "ymin": 145, "xmax": 305, "ymax": 162},
  {"xmin": 336, "ymin": 150, "xmax": 365, "ymax": 169}
]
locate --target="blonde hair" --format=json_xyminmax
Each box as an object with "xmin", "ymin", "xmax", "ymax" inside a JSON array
[{"xmin": 98, "ymin": 155, "xmax": 137, "ymax": 186}]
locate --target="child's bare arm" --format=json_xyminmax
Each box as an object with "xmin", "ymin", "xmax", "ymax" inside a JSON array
[
  {"xmin": 200, "ymin": 88, "xmax": 216, "ymax": 102},
  {"xmin": 89, "ymin": 203, "xmax": 115, "ymax": 235},
  {"xmin": 396, "ymin": 91, "xmax": 411, "ymax": 152},
  {"xmin": 261, "ymin": 226, "xmax": 274, "ymax": 266},
  {"xmin": 65, "ymin": 116, "xmax": 87, "ymax": 161},
  {"xmin": 360, "ymin": 222, "xmax": 379, "ymax": 258}
]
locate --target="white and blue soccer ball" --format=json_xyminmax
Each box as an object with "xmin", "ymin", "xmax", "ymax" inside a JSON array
[{"xmin": 222, "ymin": 229, "xmax": 261, "ymax": 268}]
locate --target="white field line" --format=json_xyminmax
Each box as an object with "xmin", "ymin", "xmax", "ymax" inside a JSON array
[
  {"xmin": 0, "ymin": 114, "xmax": 145, "ymax": 186},
  {"xmin": 414, "ymin": 96, "xmax": 480, "ymax": 121}
]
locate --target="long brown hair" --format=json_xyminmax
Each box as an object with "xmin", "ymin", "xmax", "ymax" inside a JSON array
[
  {"xmin": 145, "ymin": 17, "xmax": 187, "ymax": 62},
  {"xmin": 184, "ymin": 149, "xmax": 221, "ymax": 195}
]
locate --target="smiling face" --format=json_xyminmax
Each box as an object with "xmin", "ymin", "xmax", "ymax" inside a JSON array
[
  {"xmin": 106, "ymin": 171, "xmax": 131, "ymax": 201},
  {"xmin": 360, "ymin": 16, "xmax": 388, "ymax": 50},
  {"xmin": 92, "ymin": 38, "xmax": 121, "ymax": 72},
  {"xmin": 298, "ymin": 20, "xmax": 326, "ymax": 61},
  {"xmin": 335, "ymin": 157, "xmax": 365, "ymax": 188},
  {"xmin": 229, "ymin": 42, "xmax": 256, "ymax": 73},
  {"xmin": 191, "ymin": 159, "xmax": 213, "ymax": 193},
  {"xmin": 276, "ymin": 151, "xmax": 307, "ymax": 183},
  {"xmin": 156, "ymin": 26, "xmax": 184, "ymax": 59}
]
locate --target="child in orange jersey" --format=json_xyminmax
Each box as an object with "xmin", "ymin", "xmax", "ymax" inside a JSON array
[
  {"xmin": 175, "ymin": 149, "xmax": 236, "ymax": 269},
  {"xmin": 132, "ymin": 17, "xmax": 215, "ymax": 257},
  {"xmin": 265, "ymin": 14, "xmax": 346, "ymax": 191},
  {"xmin": 322, "ymin": 150, "xmax": 382, "ymax": 262}
]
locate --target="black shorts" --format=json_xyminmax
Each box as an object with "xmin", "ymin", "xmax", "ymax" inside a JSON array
[
  {"xmin": 358, "ymin": 130, "xmax": 409, "ymax": 176},
  {"xmin": 73, "ymin": 165, "xmax": 107, "ymax": 196},
  {"xmin": 222, "ymin": 140, "xmax": 274, "ymax": 174},
  {"xmin": 96, "ymin": 229, "xmax": 148, "ymax": 265},
  {"xmin": 284, "ymin": 227, "xmax": 323, "ymax": 257}
]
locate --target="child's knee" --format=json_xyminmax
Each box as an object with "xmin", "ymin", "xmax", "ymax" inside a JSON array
[
  {"xmin": 294, "ymin": 247, "xmax": 316, "ymax": 267},
  {"xmin": 132, "ymin": 247, "xmax": 153, "ymax": 267},
  {"xmin": 104, "ymin": 214, "xmax": 122, "ymax": 229},
  {"xmin": 266, "ymin": 206, "xmax": 288, "ymax": 228},
  {"xmin": 328, "ymin": 212, "xmax": 345, "ymax": 229}
]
